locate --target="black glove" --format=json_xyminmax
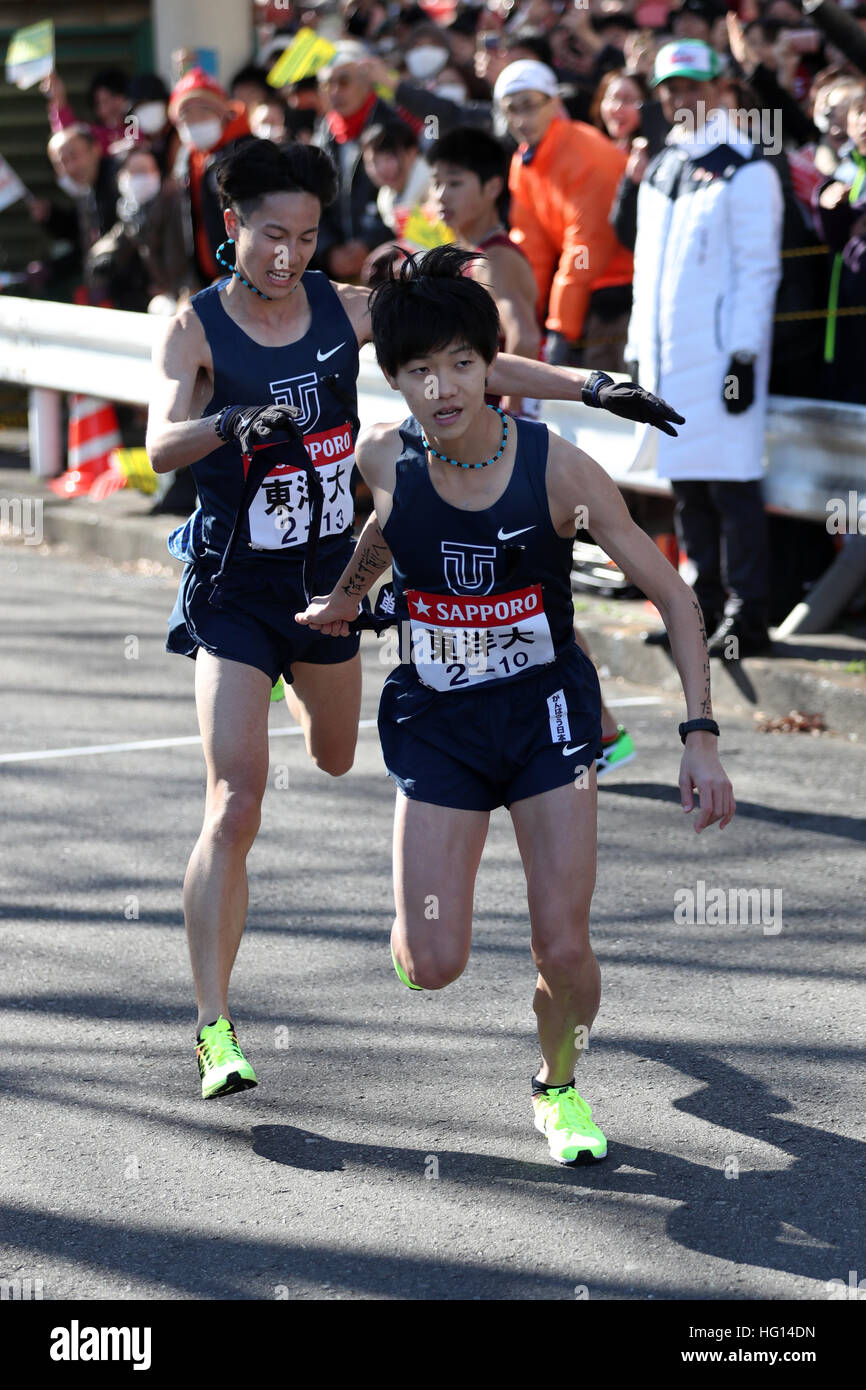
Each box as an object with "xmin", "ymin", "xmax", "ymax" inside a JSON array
[
  {"xmin": 215, "ymin": 403, "xmax": 302, "ymax": 453},
  {"xmin": 582, "ymin": 370, "xmax": 685, "ymax": 438},
  {"xmin": 723, "ymin": 355, "xmax": 755, "ymax": 414},
  {"xmin": 349, "ymin": 582, "xmax": 399, "ymax": 635}
]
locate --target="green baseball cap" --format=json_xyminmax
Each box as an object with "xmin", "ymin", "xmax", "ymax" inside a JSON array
[{"xmin": 651, "ymin": 39, "xmax": 722, "ymax": 88}]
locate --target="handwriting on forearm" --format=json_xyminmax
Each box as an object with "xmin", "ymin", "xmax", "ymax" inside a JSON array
[
  {"xmin": 690, "ymin": 595, "xmax": 713, "ymax": 718},
  {"xmin": 341, "ymin": 526, "xmax": 390, "ymax": 600}
]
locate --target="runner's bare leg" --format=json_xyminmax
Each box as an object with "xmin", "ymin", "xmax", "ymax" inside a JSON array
[
  {"xmin": 184, "ymin": 651, "xmax": 271, "ymax": 1032},
  {"xmin": 284, "ymin": 652, "xmax": 362, "ymax": 777},
  {"xmin": 510, "ymin": 772, "xmax": 601, "ymax": 1086},
  {"xmin": 391, "ymin": 794, "xmax": 490, "ymax": 989}
]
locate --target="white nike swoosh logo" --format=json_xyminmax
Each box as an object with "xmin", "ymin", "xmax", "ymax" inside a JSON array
[
  {"xmin": 561, "ymin": 743, "xmax": 587, "ymax": 756},
  {"xmin": 497, "ymin": 525, "xmax": 535, "ymax": 541},
  {"xmin": 317, "ymin": 343, "xmax": 345, "ymax": 362}
]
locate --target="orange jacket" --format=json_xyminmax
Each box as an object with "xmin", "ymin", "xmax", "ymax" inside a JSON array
[{"xmin": 508, "ymin": 117, "xmax": 634, "ymax": 343}]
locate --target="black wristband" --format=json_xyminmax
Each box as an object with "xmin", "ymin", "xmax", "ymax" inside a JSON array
[
  {"xmin": 679, "ymin": 719, "xmax": 720, "ymax": 744},
  {"xmin": 581, "ymin": 370, "xmax": 613, "ymax": 408},
  {"xmin": 214, "ymin": 404, "xmax": 241, "ymax": 443}
]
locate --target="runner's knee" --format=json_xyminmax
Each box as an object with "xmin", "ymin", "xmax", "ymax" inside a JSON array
[
  {"xmin": 205, "ymin": 782, "xmax": 263, "ymax": 849},
  {"xmin": 397, "ymin": 930, "xmax": 469, "ymax": 990},
  {"xmin": 409, "ymin": 952, "xmax": 467, "ymax": 990},
  {"xmin": 310, "ymin": 745, "xmax": 355, "ymax": 778},
  {"xmin": 531, "ymin": 935, "xmax": 595, "ymax": 985}
]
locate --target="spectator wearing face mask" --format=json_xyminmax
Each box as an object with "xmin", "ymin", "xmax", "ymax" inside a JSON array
[
  {"xmin": 87, "ymin": 145, "xmax": 197, "ymax": 312},
  {"xmin": 127, "ymin": 73, "xmax": 178, "ymax": 174},
  {"xmin": 40, "ymin": 67, "xmax": 130, "ymax": 154},
  {"xmin": 249, "ymin": 94, "xmax": 290, "ymax": 144},
  {"xmin": 230, "ymin": 64, "xmax": 272, "ymax": 119},
  {"xmin": 28, "ymin": 126, "xmax": 119, "ymax": 300},
  {"xmin": 168, "ymin": 68, "xmax": 252, "ymax": 288}
]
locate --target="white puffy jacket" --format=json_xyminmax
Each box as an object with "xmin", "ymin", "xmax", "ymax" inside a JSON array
[{"xmin": 626, "ymin": 119, "xmax": 783, "ymax": 481}]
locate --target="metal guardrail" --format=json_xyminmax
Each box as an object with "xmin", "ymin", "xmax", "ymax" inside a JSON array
[{"xmin": 0, "ymin": 296, "xmax": 864, "ymax": 631}]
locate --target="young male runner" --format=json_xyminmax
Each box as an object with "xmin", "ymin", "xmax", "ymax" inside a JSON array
[
  {"xmin": 297, "ymin": 248, "xmax": 733, "ymax": 1165},
  {"xmin": 430, "ymin": 126, "xmax": 638, "ymax": 776},
  {"xmin": 145, "ymin": 140, "xmax": 684, "ymax": 1100}
]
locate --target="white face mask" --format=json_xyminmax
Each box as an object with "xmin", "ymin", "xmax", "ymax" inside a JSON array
[
  {"xmin": 406, "ymin": 46, "xmax": 449, "ymax": 80},
  {"xmin": 118, "ymin": 171, "xmax": 161, "ymax": 207},
  {"xmin": 57, "ymin": 173, "xmax": 90, "ymax": 198},
  {"xmin": 435, "ymin": 83, "xmax": 467, "ymax": 104},
  {"xmin": 178, "ymin": 117, "xmax": 223, "ymax": 152},
  {"xmin": 135, "ymin": 101, "xmax": 167, "ymax": 135},
  {"xmin": 251, "ymin": 122, "xmax": 284, "ymax": 142}
]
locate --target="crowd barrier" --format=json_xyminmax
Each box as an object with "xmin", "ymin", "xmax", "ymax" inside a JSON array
[{"xmin": 0, "ymin": 296, "xmax": 864, "ymax": 633}]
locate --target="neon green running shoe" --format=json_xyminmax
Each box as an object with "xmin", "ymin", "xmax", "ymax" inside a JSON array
[
  {"xmin": 270, "ymin": 675, "xmax": 285, "ymax": 703},
  {"xmin": 596, "ymin": 725, "xmax": 635, "ymax": 779},
  {"xmin": 391, "ymin": 944, "xmax": 423, "ymax": 991},
  {"xmin": 196, "ymin": 1016, "xmax": 258, "ymax": 1100},
  {"xmin": 532, "ymin": 1085, "xmax": 607, "ymax": 1164}
]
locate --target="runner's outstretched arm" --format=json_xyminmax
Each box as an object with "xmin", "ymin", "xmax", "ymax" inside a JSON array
[
  {"xmin": 547, "ymin": 433, "xmax": 735, "ymax": 833},
  {"xmin": 332, "ymin": 281, "xmax": 686, "ymax": 437}
]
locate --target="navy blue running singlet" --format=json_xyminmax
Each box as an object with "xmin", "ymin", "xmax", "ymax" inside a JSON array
[
  {"xmin": 189, "ymin": 271, "xmax": 360, "ymax": 565},
  {"xmin": 383, "ymin": 415, "xmax": 577, "ymax": 694}
]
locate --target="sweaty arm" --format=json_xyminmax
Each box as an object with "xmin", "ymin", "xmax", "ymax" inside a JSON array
[
  {"xmin": 145, "ymin": 309, "xmax": 223, "ymax": 473},
  {"xmin": 547, "ymin": 434, "xmax": 734, "ymax": 830}
]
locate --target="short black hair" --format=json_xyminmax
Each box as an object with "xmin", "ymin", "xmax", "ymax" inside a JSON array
[
  {"xmin": 88, "ymin": 67, "xmax": 129, "ymax": 104},
  {"xmin": 359, "ymin": 119, "xmax": 418, "ymax": 156},
  {"xmin": 369, "ymin": 246, "xmax": 500, "ymax": 376},
  {"xmin": 504, "ymin": 28, "xmax": 553, "ymax": 68},
  {"xmin": 428, "ymin": 127, "xmax": 508, "ymax": 187},
  {"xmin": 230, "ymin": 63, "xmax": 271, "ymax": 96},
  {"xmin": 216, "ymin": 138, "xmax": 338, "ymax": 216}
]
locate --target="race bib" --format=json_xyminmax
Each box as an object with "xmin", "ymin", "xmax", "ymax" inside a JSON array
[
  {"xmin": 245, "ymin": 422, "xmax": 353, "ymax": 550},
  {"xmin": 405, "ymin": 583, "xmax": 555, "ymax": 692}
]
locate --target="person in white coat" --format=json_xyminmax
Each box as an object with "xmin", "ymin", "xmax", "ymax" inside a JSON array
[{"xmin": 627, "ymin": 40, "xmax": 783, "ymax": 656}]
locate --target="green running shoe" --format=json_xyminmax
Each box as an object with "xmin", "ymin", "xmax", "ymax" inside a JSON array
[
  {"xmin": 596, "ymin": 725, "xmax": 635, "ymax": 779},
  {"xmin": 270, "ymin": 675, "xmax": 285, "ymax": 703},
  {"xmin": 533, "ymin": 1085, "xmax": 607, "ymax": 1164},
  {"xmin": 391, "ymin": 944, "xmax": 423, "ymax": 991},
  {"xmin": 196, "ymin": 1016, "xmax": 258, "ymax": 1100}
]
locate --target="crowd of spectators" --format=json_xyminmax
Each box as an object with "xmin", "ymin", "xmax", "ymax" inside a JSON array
[{"xmin": 17, "ymin": 0, "xmax": 866, "ymax": 410}]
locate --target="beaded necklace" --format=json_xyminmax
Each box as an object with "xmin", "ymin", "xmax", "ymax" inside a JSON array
[
  {"xmin": 421, "ymin": 404, "xmax": 509, "ymax": 470},
  {"xmin": 215, "ymin": 238, "xmax": 301, "ymax": 301}
]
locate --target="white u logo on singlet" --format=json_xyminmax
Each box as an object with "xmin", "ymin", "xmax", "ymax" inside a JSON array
[
  {"xmin": 269, "ymin": 372, "xmax": 321, "ymax": 433},
  {"xmin": 441, "ymin": 541, "xmax": 497, "ymax": 595}
]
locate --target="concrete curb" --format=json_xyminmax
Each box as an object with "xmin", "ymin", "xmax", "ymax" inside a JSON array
[{"xmin": 3, "ymin": 465, "xmax": 864, "ymax": 735}]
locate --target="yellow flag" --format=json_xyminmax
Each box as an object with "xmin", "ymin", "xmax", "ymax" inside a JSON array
[
  {"xmin": 267, "ymin": 29, "xmax": 337, "ymax": 87},
  {"xmin": 6, "ymin": 19, "xmax": 54, "ymax": 89},
  {"xmin": 401, "ymin": 205, "xmax": 455, "ymax": 251},
  {"xmin": 111, "ymin": 448, "xmax": 158, "ymax": 495}
]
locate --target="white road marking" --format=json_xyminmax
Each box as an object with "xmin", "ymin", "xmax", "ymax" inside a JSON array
[
  {"xmin": 0, "ymin": 700, "xmax": 659, "ymax": 764},
  {"xmin": 0, "ymin": 720, "xmax": 380, "ymax": 765}
]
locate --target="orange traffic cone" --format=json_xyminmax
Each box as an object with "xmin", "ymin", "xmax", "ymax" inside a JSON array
[{"xmin": 49, "ymin": 395, "xmax": 122, "ymax": 498}]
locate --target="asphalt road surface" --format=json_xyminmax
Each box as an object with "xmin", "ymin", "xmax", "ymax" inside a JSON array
[{"xmin": 1, "ymin": 543, "xmax": 864, "ymax": 1302}]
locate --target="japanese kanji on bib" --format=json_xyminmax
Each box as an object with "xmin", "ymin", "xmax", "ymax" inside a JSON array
[
  {"xmin": 187, "ymin": 271, "xmax": 360, "ymax": 565},
  {"xmin": 383, "ymin": 415, "xmax": 577, "ymax": 694}
]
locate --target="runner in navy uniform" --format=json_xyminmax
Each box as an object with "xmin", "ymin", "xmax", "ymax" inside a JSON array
[
  {"xmin": 146, "ymin": 141, "xmax": 685, "ymax": 1100},
  {"xmin": 298, "ymin": 248, "xmax": 734, "ymax": 1165}
]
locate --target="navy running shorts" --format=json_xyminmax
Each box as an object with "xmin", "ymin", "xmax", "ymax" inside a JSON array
[
  {"xmin": 378, "ymin": 641, "xmax": 603, "ymax": 811},
  {"xmin": 166, "ymin": 540, "xmax": 359, "ymax": 686}
]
